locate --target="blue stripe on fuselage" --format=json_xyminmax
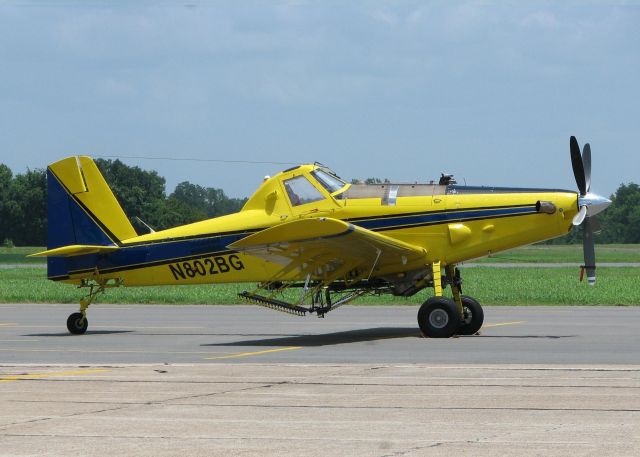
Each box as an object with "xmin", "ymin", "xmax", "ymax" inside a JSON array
[
  {"xmin": 48, "ymin": 205, "xmax": 536, "ymax": 279},
  {"xmin": 47, "ymin": 231, "xmax": 251, "ymax": 278},
  {"xmin": 352, "ymin": 205, "xmax": 536, "ymax": 230}
]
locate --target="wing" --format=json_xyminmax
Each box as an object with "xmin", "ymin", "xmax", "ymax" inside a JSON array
[{"xmin": 228, "ymin": 218, "xmax": 427, "ymax": 282}]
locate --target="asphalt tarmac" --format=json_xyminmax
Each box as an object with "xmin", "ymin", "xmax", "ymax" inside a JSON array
[
  {"xmin": 1, "ymin": 304, "xmax": 639, "ymax": 456},
  {"xmin": 0, "ymin": 304, "xmax": 639, "ymax": 364}
]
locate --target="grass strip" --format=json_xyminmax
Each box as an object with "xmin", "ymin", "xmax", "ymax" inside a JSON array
[
  {"xmin": 0, "ymin": 247, "xmax": 46, "ymax": 264},
  {"xmin": 1, "ymin": 267, "xmax": 638, "ymax": 306},
  {"xmin": 475, "ymin": 244, "xmax": 640, "ymax": 263}
]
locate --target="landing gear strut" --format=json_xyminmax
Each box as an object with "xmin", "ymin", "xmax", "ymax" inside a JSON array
[
  {"xmin": 417, "ymin": 262, "xmax": 484, "ymax": 338},
  {"xmin": 66, "ymin": 282, "xmax": 105, "ymax": 335}
]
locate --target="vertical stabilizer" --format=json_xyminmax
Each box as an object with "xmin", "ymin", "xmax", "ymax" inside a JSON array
[{"xmin": 47, "ymin": 156, "xmax": 137, "ymax": 250}]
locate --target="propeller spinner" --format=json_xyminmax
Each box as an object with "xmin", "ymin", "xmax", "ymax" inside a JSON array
[{"xmin": 569, "ymin": 136, "xmax": 611, "ymax": 285}]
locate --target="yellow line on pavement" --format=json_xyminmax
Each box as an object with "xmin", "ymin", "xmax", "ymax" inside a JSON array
[
  {"xmin": 206, "ymin": 346, "xmax": 302, "ymax": 360},
  {"xmin": 0, "ymin": 323, "xmax": 17, "ymax": 327},
  {"xmin": 0, "ymin": 340, "xmax": 39, "ymax": 342},
  {"xmin": 105, "ymin": 326, "xmax": 207, "ymax": 330},
  {"xmin": 0, "ymin": 325, "xmax": 206, "ymax": 329},
  {"xmin": 0, "ymin": 348, "xmax": 227, "ymax": 355},
  {"xmin": 483, "ymin": 321, "xmax": 526, "ymax": 328},
  {"xmin": 0, "ymin": 368, "xmax": 109, "ymax": 383}
]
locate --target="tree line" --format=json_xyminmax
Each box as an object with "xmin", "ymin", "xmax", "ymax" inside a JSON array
[
  {"xmin": 0, "ymin": 160, "xmax": 638, "ymax": 246},
  {"xmin": 0, "ymin": 159, "xmax": 246, "ymax": 246}
]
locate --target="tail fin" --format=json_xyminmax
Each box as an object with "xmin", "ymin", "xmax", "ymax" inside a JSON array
[
  {"xmin": 44, "ymin": 156, "xmax": 137, "ymax": 250},
  {"xmin": 30, "ymin": 156, "xmax": 137, "ymax": 280}
]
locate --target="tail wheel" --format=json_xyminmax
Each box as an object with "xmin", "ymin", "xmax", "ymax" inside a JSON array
[
  {"xmin": 458, "ymin": 296, "xmax": 484, "ymax": 335},
  {"xmin": 67, "ymin": 312, "xmax": 88, "ymax": 335},
  {"xmin": 417, "ymin": 297, "xmax": 460, "ymax": 338}
]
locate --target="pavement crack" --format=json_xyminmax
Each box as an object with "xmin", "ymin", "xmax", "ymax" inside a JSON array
[
  {"xmin": 146, "ymin": 381, "xmax": 285, "ymax": 406},
  {"xmin": 160, "ymin": 403, "xmax": 640, "ymax": 413},
  {"xmin": 379, "ymin": 442, "xmax": 443, "ymax": 457},
  {"xmin": 0, "ymin": 383, "xmax": 283, "ymax": 432},
  {"xmin": 0, "ymin": 404, "xmax": 130, "ymax": 432},
  {"xmin": 6, "ymin": 378, "xmax": 640, "ymax": 390}
]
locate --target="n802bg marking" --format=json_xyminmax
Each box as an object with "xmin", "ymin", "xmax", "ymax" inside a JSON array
[{"xmin": 169, "ymin": 254, "xmax": 245, "ymax": 281}]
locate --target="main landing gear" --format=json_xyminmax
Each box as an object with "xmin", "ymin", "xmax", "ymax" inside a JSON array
[{"xmin": 417, "ymin": 262, "xmax": 484, "ymax": 338}]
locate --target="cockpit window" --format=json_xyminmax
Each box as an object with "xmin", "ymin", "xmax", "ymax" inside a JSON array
[
  {"xmin": 283, "ymin": 175, "xmax": 324, "ymax": 206},
  {"xmin": 311, "ymin": 169, "xmax": 346, "ymax": 194}
]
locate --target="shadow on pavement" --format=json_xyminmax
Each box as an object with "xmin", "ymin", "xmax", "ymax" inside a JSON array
[
  {"xmin": 474, "ymin": 334, "xmax": 577, "ymax": 339},
  {"xmin": 203, "ymin": 327, "xmax": 422, "ymax": 347}
]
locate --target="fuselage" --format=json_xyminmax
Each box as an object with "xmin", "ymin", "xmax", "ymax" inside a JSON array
[{"xmin": 49, "ymin": 164, "xmax": 579, "ymax": 286}]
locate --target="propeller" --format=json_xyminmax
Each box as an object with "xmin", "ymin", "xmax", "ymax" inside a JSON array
[{"xmin": 569, "ymin": 136, "xmax": 611, "ymax": 285}]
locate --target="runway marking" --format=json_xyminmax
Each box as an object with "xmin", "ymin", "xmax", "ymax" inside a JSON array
[
  {"xmin": 206, "ymin": 346, "xmax": 303, "ymax": 360},
  {"xmin": 0, "ymin": 340, "xmax": 39, "ymax": 342},
  {"xmin": 483, "ymin": 321, "xmax": 526, "ymax": 328},
  {"xmin": 0, "ymin": 348, "xmax": 227, "ymax": 355},
  {"xmin": 0, "ymin": 323, "xmax": 17, "ymax": 327},
  {"xmin": 0, "ymin": 325, "xmax": 205, "ymax": 330},
  {"xmin": 102, "ymin": 326, "xmax": 207, "ymax": 330},
  {"xmin": 0, "ymin": 368, "xmax": 108, "ymax": 383},
  {"xmin": 96, "ymin": 307, "xmax": 133, "ymax": 310}
]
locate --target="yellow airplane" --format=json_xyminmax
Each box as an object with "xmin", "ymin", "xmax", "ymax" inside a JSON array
[{"xmin": 33, "ymin": 136, "xmax": 611, "ymax": 338}]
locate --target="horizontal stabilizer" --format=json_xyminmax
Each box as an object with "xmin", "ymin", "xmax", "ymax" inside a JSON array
[{"xmin": 29, "ymin": 244, "xmax": 119, "ymax": 258}]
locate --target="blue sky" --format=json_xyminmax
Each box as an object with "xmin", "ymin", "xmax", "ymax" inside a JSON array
[{"xmin": 1, "ymin": 0, "xmax": 638, "ymax": 198}]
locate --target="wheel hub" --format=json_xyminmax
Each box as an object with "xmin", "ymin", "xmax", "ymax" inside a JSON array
[
  {"xmin": 429, "ymin": 308, "xmax": 449, "ymax": 329},
  {"xmin": 463, "ymin": 306, "xmax": 473, "ymax": 324}
]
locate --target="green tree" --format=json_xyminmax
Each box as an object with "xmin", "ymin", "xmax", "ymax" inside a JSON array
[
  {"xmin": 95, "ymin": 160, "xmax": 246, "ymax": 232},
  {"xmin": 0, "ymin": 160, "xmax": 251, "ymax": 244},
  {"xmin": 597, "ymin": 183, "xmax": 640, "ymax": 243},
  {"xmin": 95, "ymin": 159, "xmax": 167, "ymax": 229},
  {"xmin": 170, "ymin": 181, "xmax": 246, "ymax": 219},
  {"xmin": 149, "ymin": 197, "xmax": 206, "ymax": 230},
  {"xmin": 5, "ymin": 169, "xmax": 47, "ymax": 246},
  {"xmin": 0, "ymin": 164, "xmax": 13, "ymax": 243}
]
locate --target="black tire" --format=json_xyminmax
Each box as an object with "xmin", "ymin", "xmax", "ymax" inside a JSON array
[
  {"xmin": 457, "ymin": 296, "xmax": 484, "ymax": 335},
  {"xmin": 417, "ymin": 297, "xmax": 460, "ymax": 338},
  {"xmin": 67, "ymin": 312, "xmax": 88, "ymax": 335}
]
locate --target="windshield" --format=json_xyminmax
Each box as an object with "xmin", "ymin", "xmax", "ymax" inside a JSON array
[
  {"xmin": 283, "ymin": 175, "xmax": 324, "ymax": 206},
  {"xmin": 311, "ymin": 169, "xmax": 346, "ymax": 194}
]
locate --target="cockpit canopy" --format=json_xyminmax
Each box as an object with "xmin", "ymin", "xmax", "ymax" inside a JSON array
[
  {"xmin": 311, "ymin": 168, "xmax": 346, "ymax": 193},
  {"xmin": 282, "ymin": 167, "xmax": 348, "ymax": 207}
]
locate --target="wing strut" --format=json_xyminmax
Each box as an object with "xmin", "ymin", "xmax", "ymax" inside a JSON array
[{"xmin": 367, "ymin": 248, "xmax": 382, "ymax": 280}]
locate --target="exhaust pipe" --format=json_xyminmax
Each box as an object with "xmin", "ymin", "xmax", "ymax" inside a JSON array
[{"xmin": 536, "ymin": 200, "xmax": 556, "ymax": 215}]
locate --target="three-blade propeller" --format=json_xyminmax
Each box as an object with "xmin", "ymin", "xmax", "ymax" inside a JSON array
[{"xmin": 569, "ymin": 136, "xmax": 610, "ymax": 285}]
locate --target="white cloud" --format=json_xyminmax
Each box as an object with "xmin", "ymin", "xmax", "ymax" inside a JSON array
[{"xmin": 0, "ymin": 1, "xmax": 638, "ymax": 197}]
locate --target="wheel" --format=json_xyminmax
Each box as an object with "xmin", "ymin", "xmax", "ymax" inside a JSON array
[
  {"xmin": 417, "ymin": 297, "xmax": 460, "ymax": 338},
  {"xmin": 457, "ymin": 296, "xmax": 484, "ymax": 335},
  {"xmin": 67, "ymin": 312, "xmax": 88, "ymax": 335}
]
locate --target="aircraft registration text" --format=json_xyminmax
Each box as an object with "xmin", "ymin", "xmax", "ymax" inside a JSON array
[{"xmin": 169, "ymin": 254, "xmax": 245, "ymax": 280}]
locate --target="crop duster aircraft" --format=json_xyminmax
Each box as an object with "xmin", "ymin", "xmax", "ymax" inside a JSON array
[{"xmin": 33, "ymin": 137, "xmax": 611, "ymax": 338}]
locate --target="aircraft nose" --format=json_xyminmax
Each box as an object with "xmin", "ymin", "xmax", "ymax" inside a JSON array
[{"xmin": 578, "ymin": 193, "xmax": 612, "ymax": 217}]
